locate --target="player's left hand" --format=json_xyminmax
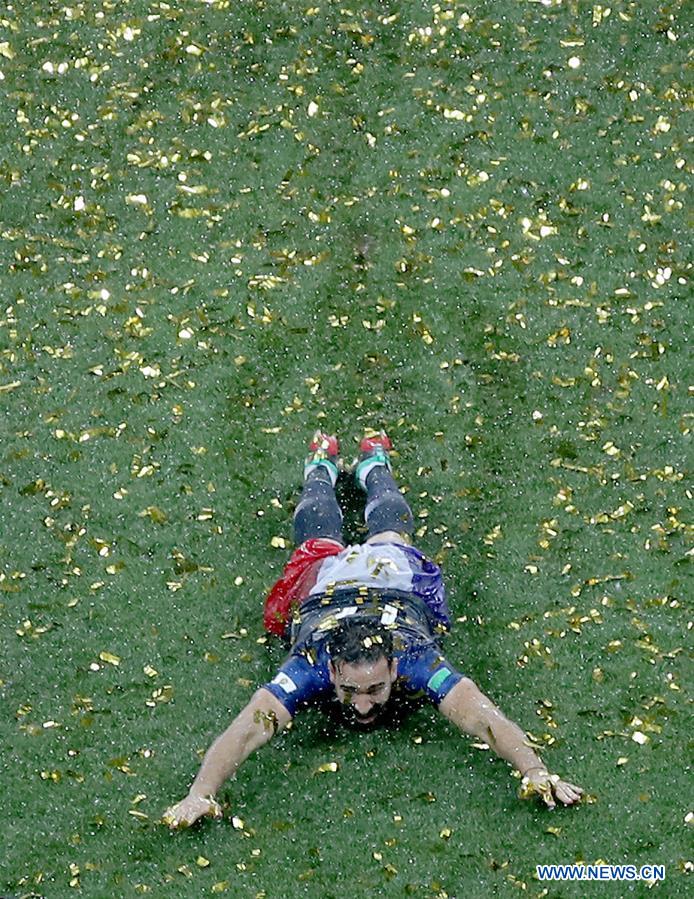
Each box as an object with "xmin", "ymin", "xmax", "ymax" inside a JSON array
[{"xmin": 519, "ymin": 768, "xmax": 583, "ymax": 809}]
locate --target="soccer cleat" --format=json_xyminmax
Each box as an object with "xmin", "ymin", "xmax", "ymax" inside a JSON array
[
  {"xmin": 354, "ymin": 430, "xmax": 393, "ymax": 490},
  {"xmin": 304, "ymin": 431, "xmax": 341, "ymax": 485}
]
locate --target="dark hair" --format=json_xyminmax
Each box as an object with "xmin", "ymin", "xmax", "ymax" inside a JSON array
[{"xmin": 327, "ymin": 617, "xmax": 394, "ymax": 667}]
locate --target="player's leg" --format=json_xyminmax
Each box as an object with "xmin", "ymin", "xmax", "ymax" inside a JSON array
[
  {"xmin": 354, "ymin": 431, "xmax": 414, "ymax": 543},
  {"xmin": 293, "ymin": 431, "xmax": 344, "ymax": 545}
]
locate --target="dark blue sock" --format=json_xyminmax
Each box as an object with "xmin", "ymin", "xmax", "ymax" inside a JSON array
[
  {"xmin": 364, "ymin": 466, "xmax": 414, "ymax": 538},
  {"xmin": 293, "ymin": 468, "xmax": 344, "ymax": 545}
]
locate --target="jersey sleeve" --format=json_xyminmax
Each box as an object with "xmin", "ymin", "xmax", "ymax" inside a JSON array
[
  {"xmin": 396, "ymin": 645, "xmax": 464, "ymax": 705},
  {"xmin": 261, "ymin": 652, "xmax": 332, "ymax": 717}
]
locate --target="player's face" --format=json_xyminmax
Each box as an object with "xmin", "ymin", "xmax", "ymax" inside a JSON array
[{"xmin": 329, "ymin": 657, "xmax": 398, "ymax": 726}]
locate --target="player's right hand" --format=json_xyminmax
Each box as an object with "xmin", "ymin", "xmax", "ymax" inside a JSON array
[{"xmin": 162, "ymin": 794, "xmax": 223, "ymax": 830}]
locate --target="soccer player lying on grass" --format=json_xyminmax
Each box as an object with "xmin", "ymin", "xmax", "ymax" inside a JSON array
[{"xmin": 164, "ymin": 432, "xmax": 582, "ymax": 828}]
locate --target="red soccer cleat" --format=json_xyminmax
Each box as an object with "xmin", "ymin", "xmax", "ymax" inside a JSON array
[
  {"xmin": 354, "ymin": 429, "xmax": 393, "ymax": 489},
  {"xmin": 304, "ymin": 431, "xmax": 341, "ymax": 484}
]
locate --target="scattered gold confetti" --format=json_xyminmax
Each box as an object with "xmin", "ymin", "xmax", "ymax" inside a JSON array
[
  {"xmin": 98, "ymin": 652, "xmax": 120, "ymax": 667},
  {"xmin": 0, "ymin": 0, "xmax": 688, "ymax": 883}
]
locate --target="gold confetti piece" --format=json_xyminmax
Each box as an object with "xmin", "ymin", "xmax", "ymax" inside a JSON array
[
  {"xmin": 41, "ymin": 769, "xmax": 61, "ymax": 782},
  {"xmin": 128, "ymin": 810, "xmax": 149, "ymax": 820},
  {"xmin": 546, "ymin": 826, "xmax": 562, "ymax": 836},
  {"xmin": 602, "ymin": 441, "xmax": 621, "ymax": 456},
  {"xmin": 316, "ymin": 762, "xmax": 339, "ymax": 774},
  {"xmin": 617, "ymin": 757, "xmax": 629, "ymax": 765},
  {"xmin": 519, "ymin": 775, "xmax": 557, "ymax": 805},
  {"xmin": 145, "ymin": 685, "xmax": 173, "ymax": 707},
  {"xmin": 685, "ymin": 812, "xmax": 693, "ymax": 825},
  {"xmin": 143, "ymin": 665, "xmax": 158, "ymax": 678},
  {"xmin": 0, "ymin": 380, "xmax": 21, "ymax": 392},
  {"xmin": 99, "ymin": 652, "xmax": 120, "ymax": 666},
  {"xmin": 231, "ymin": 816, "xmax": 244, "ymax": 829},
  {"xmin": 196, "ymin": 856, "xmax": 210, "ymax": 868},
  {"xmin": 270, "ymin": 536, "xmax": 287, "ymax": 548},
  {"xmin": 212, "ymin": 883, "xmax": 230, "ymax": 893},
  {"xmin": 440, "ymin": 828, "xmax": 452, "ymax": 839},
  {"xmin": 631, "ymin": 731, "xmax": 648, "ymax": 745}
]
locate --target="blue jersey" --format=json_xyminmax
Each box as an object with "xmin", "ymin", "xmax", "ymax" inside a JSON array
[{"xmin": 262, "ymin": 587, "xmax": 464, "ymax": 717}]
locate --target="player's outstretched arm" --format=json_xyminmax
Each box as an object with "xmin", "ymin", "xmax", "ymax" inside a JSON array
[
  {"xmin": 163, "ymin": 688, "xmax": 292, "ymax": 829},
  {"xmin": 438, "ymin": 678, "xmax": 582, "ymax": 809}
]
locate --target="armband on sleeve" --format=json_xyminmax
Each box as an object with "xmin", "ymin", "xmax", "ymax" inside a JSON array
[{"xmin": 398, "ymin": 646, "xmax": 464, "ymax": 705}]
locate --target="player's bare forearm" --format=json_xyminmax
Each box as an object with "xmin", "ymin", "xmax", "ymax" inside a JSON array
[
  {"xmin": 439, "ymin": 678, "xmax": 541, "ymax": 772},
  {"xmin": 164, "ymin": 688, "xmax": 291, "ymax": 828},
  {"xmin": 438, "ymin": 678, "xmax": 583, "ymax": 807},
  {"xmin": 192, "ymin": 688, "xmax": 291, "ymax": 795}
]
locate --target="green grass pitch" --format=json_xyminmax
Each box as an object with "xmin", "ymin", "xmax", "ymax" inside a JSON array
[{"xmin": 0, "ymin": 1, "xmax": 690, "ymax": 896}]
